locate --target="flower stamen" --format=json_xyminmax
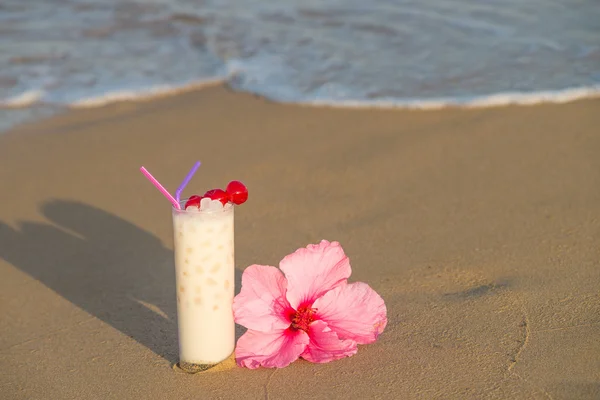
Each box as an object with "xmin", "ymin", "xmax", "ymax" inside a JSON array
[{"xmin": 290, "ymin": 306, "xmax": 316, "ymax": 333}]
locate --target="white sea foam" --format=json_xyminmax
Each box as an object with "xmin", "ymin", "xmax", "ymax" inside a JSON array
[
  {"xmin": 70, "ymin": 79, "xmax": 225, "ymax": 108},
  {"xmin": 1, "ymin": 90, "xmax": 46, "ymax": 108},
  {"xmin": 297, "ymin": 86, "xmax": 600, "ymax": 110},
  {"xmin": 26, "ymin": 81, "xmax": 599, "ymax": 114},
  {"xmin": 2, "ymin": 75, "xmax": 598, "ymax": 114}
]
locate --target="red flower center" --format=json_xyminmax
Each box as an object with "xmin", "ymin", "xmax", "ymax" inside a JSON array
[{"xmin": 290, "ymin": 306, "xmax": 316, "ymax": 333}]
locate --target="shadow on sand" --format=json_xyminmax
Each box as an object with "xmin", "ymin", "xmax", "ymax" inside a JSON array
[{"xmin": 0, "ymin": 200, "xmax": 242, "ymax": 364}]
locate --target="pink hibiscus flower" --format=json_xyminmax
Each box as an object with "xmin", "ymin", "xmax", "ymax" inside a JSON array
[{"xmin": 232, "ymin": 240, "xmax": 387, "ymax": 369}]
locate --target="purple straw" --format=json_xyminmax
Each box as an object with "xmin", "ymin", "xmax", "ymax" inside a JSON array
[{"xmin": 175, "ymin": 161, "xmax": 201, "ymax": 204}]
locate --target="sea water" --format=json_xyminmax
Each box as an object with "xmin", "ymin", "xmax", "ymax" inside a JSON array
[{"xmin": 1, "ymin": 0, "xmax": 599, "ymax": 132}]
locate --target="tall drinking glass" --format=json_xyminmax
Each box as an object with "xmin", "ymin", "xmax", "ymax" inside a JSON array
[{"xmin": 171, "ymin": 201, "xmax": 235, "ymax": 373}]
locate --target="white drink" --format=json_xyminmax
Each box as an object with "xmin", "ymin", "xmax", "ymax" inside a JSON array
[{"xmin": 172, "ymin": 200, "xmax": 235, "ymax": 373}]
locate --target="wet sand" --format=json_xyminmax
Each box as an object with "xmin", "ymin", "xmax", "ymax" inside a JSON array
[{"xmin": 0, "ymin": 86, "xmax": 598, "ymax": 399}]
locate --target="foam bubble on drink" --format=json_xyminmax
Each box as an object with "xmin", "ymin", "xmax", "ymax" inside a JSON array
[
  {"xmin": 209, "ymin": 199, "xmax": 224, "ymax": 211},
  {"xmin": 200, "ymin": 197, "xmax": 212, "ymax": 211}
]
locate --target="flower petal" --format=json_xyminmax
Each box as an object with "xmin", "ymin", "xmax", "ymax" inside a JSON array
[
  {"xmin": 279, "ymin": 240, "xmax": 351, "ymax": 308},
  {"xmin": 301, "ymin": 320, "xmax": 357, "ymax": 363},
  {"xmin": 233, "ymin": 264, "xmax": 292, "ymax": 332},
  {"xmin": 313, "ymin": 282, "xmax": 387, "ymax": 344},
  {"xmin": 235, "ymin": 328, "xmax": 309, "ymax": 369}
]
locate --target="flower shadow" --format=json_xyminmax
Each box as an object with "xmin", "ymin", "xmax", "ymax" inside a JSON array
[{"xmin": 0, "ymin": 199, "xmax": 243, "ymax": 364}]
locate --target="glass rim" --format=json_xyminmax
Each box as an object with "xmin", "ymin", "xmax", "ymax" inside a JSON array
[{"xmin": 172, "ymin": 198, "xmax": 234, "ymax": 214}]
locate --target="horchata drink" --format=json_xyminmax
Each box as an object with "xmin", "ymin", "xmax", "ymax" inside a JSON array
[
  {"xmin": 139, "ymin": 162, "xmax": 248, "ymax": 373},
  {"xmin": 172, "ymin": 199, "xmax": 235, "ymax": 372},
  {"xmin": 172, "ymin": 180, "xmax": 248, "ymax": 373}
]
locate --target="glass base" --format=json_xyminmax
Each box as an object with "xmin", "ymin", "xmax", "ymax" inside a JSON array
[
  {"xmin": 172, "ymin": 353, "xmax": 236, "ymax": 374},
  {"xmin": 176, "ymin": 361, "xmax": 216, "ymax": 374}
]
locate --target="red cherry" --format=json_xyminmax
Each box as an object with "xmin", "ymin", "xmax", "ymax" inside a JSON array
[
  {"xmin": 226, "ymin": 180, "xmax": 248, "ymax": 205},
  {"xmin": 204, "ymin": 188, "xmax": 229, "ymax": 205},
  {"xmin": 184, "ymin": 195, "xmax": 203, "ymax": 209}
]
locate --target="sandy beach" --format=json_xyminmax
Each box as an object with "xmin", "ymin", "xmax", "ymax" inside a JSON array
[{"xmin": 0, "ymin": 86, "xmax": 599, "ymax": 399}]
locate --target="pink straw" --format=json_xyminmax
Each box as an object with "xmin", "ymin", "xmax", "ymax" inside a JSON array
[{"xmin": 139, "ymin": 166, "xmax": 181, "ymax": 209}]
